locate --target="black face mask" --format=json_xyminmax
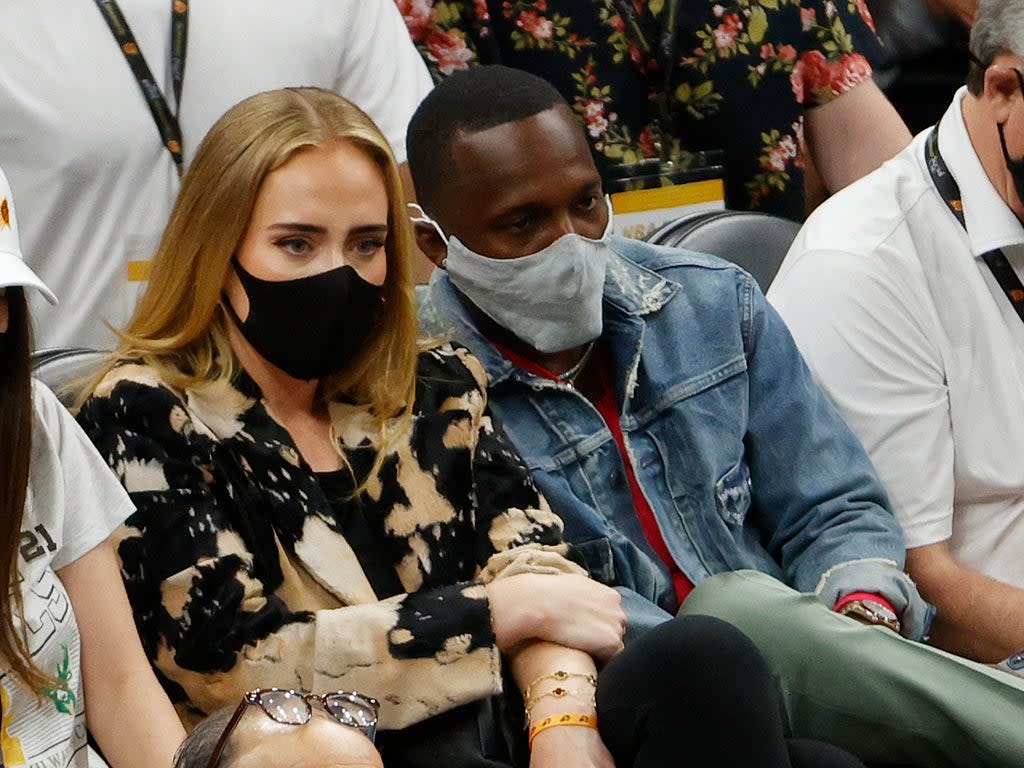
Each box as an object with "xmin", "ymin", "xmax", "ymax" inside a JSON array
[
  {"xmin": 998, "ymin": 120, "xmax": 1024, "ymax": 208},
  {"xmin": 997, "ymin": 68, "xmax": 1024, "ymax": 207},
  {"xmin": 226, "ymin": 258, "xmax": 383, "ymax": 381}
]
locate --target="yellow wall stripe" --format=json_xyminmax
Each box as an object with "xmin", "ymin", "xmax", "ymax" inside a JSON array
[
  {"xmin": 611, "ymin": 178, "xmax": 725, "ymax": 214},
  {"xmin": 126, "ymin": 260, "xmax": 152, "ymax": 283}
]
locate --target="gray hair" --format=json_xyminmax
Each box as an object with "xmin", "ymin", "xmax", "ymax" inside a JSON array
[
  {"xmin": 173, "ymin": 706, "xmax": 239, "ymax": 768},
  {"xmin": 968, "ymin": 0, "xmax": 1024, "ymax": 94}
]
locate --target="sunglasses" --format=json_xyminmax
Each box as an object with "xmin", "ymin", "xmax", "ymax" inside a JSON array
[{"xmin": 205, "ymin": 688, "xmax": 380, "ymax": 768}]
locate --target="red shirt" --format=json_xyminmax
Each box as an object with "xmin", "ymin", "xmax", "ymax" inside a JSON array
[{"xmin": 493, "ymin": 341, "xmax": 695, "ymax": 605}]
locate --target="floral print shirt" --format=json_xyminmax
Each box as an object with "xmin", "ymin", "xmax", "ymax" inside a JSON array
[{"xmin": 396, "ymin": 0, "xmax": 884, "ymax": 220}]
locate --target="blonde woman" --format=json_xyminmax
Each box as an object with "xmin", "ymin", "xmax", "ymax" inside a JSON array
[{"xmin": 74, "ymin": 87, "xmax": 629, "ymax": 767}]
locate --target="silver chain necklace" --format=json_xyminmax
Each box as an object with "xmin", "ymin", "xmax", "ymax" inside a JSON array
[{"xmin": 556, "ymin": 341, "xmax": 597, "ymax": 387}]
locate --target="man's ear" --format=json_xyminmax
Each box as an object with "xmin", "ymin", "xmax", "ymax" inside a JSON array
[
  {"xmin": 985, "ymin": 63, "xmax": 1023, "ymax": 124},
  {"xmin": 414, "ymin": 222, "xmax": 448, "ymax": 268}
]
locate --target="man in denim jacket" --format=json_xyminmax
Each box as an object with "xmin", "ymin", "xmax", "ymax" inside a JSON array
[{"xmin": 410, "ymin": 66, "xmax": 1024, "ymax": 766}]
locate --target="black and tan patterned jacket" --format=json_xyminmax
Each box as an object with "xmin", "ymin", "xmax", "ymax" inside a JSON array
[{"xmin": 76, "ymin": 344, "xmax": 583, "ymax": 730}]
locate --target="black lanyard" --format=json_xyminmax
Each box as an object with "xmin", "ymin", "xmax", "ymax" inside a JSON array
[
  {"xmin": 94, "ymin": 0, "xmax": 188, "ymax": 176},
  {"xmin": 926, "ymin": 126, "xmax": 1024, "ymax": 325}
]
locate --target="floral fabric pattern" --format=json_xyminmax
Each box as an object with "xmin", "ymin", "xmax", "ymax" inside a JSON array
[{"xmin": 395, "ymin": 0, "xmax": 884, "ymax": 219}]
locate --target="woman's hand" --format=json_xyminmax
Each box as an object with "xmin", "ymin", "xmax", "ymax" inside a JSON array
[
  {"xmin": 486, "ymin": 573, "xmax": 625, "ymax": 663},
  {"xmin": 529, "ymin": 723, "xmax": 616, "ymax": 768}
]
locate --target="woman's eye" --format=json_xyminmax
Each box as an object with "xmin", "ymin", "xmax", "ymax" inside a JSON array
[
  {"xmin": 576, "ymin": 195, "xmax": 598, "ymax": 212},
  {"xmin": 352, "ymin": 238, "xmax": 386, "ymax": 257},
  {"xmin": 277, "ymin": 237, "xmax": 312, "ymax": 256}
]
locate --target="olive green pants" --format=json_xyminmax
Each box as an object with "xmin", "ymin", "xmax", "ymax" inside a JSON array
[{"xmin": 678, "ymin": 570, "xmax": 1024, "ymax": 768}]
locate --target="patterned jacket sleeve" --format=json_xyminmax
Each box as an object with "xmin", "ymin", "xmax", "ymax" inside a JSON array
[
  {"xmin": 447, "ymin": 346, "xmax": 586, "ymax": 581},
  {"xmin": 76, "ymin": 360, "xmax": 583, "ymax": 729}
]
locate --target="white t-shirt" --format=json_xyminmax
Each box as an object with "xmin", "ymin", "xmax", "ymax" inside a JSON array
[
  {"xmin": 0, "ymin": 0, "xmax": 433, "ymax": 349},
  {"xmin": 1, "ymin": 384, "xmax": 134, "ymax": 768},
  {"xmin": 769, "ymin": 87, "xmax": 1024, "ymax": 589}
]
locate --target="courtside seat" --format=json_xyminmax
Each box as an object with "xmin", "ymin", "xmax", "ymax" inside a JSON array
[
  {"xmin": 31, "ymin": 347, "xmax": 107, "ymax": 407},
  {"xmin": 645, "ymin": 209, "xmax": 801, "ymax": 292}
]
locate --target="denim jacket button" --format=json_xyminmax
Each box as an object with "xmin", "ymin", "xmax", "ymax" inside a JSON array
[{"xmin": 609, "ymin": 470, "xmax": 624, "ymax": 489}]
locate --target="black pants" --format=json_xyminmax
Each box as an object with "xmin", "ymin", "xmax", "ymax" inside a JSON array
[{"xmin": 596, "ymin": 615, "xmax": 866, "ymax": 768}]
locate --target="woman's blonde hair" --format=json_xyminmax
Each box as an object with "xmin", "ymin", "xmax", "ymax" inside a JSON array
[{"xmin": 92, "ymin": 87, "xmax": 420, "ymax": 427}]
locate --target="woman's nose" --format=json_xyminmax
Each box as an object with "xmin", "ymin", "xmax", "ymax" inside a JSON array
[{"xmin": 321, "ymin": 247, "xmax": 348, "ymax": 271}]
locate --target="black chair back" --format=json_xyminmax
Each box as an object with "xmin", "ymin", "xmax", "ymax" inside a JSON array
[
  {"xmin": 31, "ymin": 348, "xmax": 107, "ymax": 406},
  {"xmin": 645, "ymin": 210, "xmax": 801, "ymax": 291}
]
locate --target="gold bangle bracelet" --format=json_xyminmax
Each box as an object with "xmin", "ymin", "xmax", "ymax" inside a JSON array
[
  {"xmin": 524, "ymin": 686, "xmax": 596, "ymax": 716},
  {"xmin": 524, "ymin": 670, "xmax": 597, "ymax": 701},
  {"xmin": 527, "ymin": 713, "xmax": 598, "ymax": 749}
]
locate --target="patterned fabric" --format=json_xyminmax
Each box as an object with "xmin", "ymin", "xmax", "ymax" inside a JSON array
[
  {"xmin": 76, "ymin": 344, "xmax": 582, "ymax": 730},
  {"xmin": 396, "ymin": 0, "xmax": 884, "ymax": 220}
]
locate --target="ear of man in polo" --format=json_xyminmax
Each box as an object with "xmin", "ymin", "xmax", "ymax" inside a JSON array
[{"xmin": 0, "ymin": 165, "xmax": 57, "ymax": 303}]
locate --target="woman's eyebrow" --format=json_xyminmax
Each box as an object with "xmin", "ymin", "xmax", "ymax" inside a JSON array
[
  {"xmin": 348, "ymin": 224, "xmax": 389, "ymax": 236},
  {"xmin": 267, "ymin": 222, "xmax": 325, "ymax": 234}
]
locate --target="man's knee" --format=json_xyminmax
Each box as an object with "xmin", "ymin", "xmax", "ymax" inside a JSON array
[{"xmin": 680, "ymin": 570, "xmax": 810, "ymax": 626}]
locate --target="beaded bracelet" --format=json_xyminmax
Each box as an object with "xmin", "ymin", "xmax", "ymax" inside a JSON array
[
  {"xmin": 527, "ymin": 713, "xmax": 598, "ymax": 749},
  {"xmin": 524, "ymin": 670, "xmax": 597, "ymax": 701}
]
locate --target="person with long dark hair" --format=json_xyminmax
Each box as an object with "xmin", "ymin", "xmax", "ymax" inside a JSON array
[{"xmin": 0, "ymin": 165, "xmax": 184, "ymax": 767}]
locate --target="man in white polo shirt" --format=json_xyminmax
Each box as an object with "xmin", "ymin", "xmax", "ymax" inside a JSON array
[
  {"xmin": 0, "ymin": 1, "xmax": 432, "ymax": 350},
  {"xmin": 770, "ymin": 0, "xmax": 1024, "ymax": 664}
]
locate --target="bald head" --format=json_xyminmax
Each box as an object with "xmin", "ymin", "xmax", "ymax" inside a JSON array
[{"xmin": 175, "ymin": 706, "xmax": 382, "ymax": 768}]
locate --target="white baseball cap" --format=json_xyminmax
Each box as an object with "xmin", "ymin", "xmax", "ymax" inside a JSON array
[{"xmin": 0, "ymin": 165, "xmax": 57, "ymax": 304}]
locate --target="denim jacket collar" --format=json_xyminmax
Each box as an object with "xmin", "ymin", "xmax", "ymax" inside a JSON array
[{"xmin": 602, "ymin": 240, "xmax": 679, "ymax": 317}]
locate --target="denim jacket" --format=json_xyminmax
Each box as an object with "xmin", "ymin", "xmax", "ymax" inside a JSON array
[{"xmin": 420, "ymin": 236, "xmax": 932, "ymax": 641}]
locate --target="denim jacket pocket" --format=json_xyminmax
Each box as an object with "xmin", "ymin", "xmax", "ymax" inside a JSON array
[
  {"xmin": 567, "ymin": 536, "xmax": 616, "ymax": 585},
  {"xmin": 714, "ymin": 460, "xmax": 752, "ymax": 526}
]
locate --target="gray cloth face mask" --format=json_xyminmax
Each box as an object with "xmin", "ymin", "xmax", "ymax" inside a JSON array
[{"xmin": 411, "ymin": 198, "xmax": 613, "ymax": 354}]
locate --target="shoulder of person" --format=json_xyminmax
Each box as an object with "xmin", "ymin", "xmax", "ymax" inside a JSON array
[
  {"xmin": 30, "ymin": 378, "xmax": 70, "ymax": 430},
  {"xmin": 76, "ymin": 359, "xmax": 202, "ymax": 439},
  {"xmin": 416, "ymin": 341, "xmax": 489, "ymax": 394},
  {"xmin": 86, "ymin": 359, "xmax": 179, "ymax": 403},
  {"xmin": 794, "ymin": 133, "xmax": 930, "ymax": 256},
  {"xmin": 28, "ymin": 380, "xmax": 86, "ymax": 470},
  {"xmin": 30, "ymin": 379, "xmax": 106, "ymax": 455},
  {"xmin": 774, "ymin": 158, "xmax": 932, "ymax": 299}
]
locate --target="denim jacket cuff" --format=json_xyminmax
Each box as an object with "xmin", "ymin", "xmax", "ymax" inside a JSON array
[{"xmin": 813, "ymin": 558, "xmax": 936, "ymax": 641}]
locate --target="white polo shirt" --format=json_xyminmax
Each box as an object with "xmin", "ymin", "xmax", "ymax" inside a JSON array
[
  {"xmin": 769, "ymin": 87, "xmax": 1024, "ymax": 589},
  {"xmin": 0, "ymin": 1, "xmax": 432, "ymax": 349}
]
